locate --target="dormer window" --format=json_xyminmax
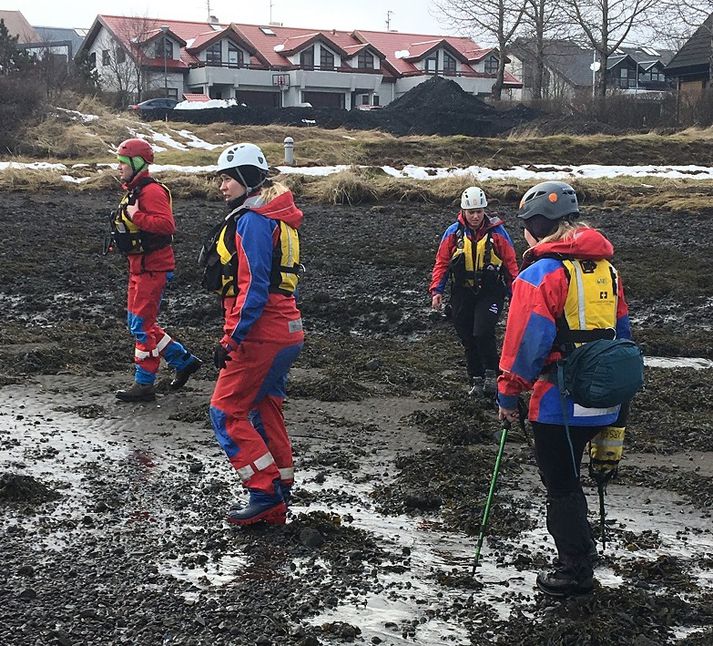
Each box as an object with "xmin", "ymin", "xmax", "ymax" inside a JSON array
[
  {"xmin": 206, "ymin": 41, "xmax": 222, "ymax": 64},
  {"xmin": 357, "ymin": 50, "xmax": 374, "ymax": 69},
  {"xmin": 228, "ymin": 42, "xmax": 243, "ymax": 67},
  {"xmin": 484, "ymin": 55, "xmax": 498, "ymax": 74},
  {"xmin": 320, "ymin": 46, "xmax": 335, "ymax": 70},
  {"xmin": 443, "ymin": 52, "xmax": 456, "ymax": 75},
  {"xmin": 156, "ymin": 37, "xmax": 173, "ymax": 60},
  {"xmin": 300, "ymin": 46, "xmax": 314, "ymax": 69}
]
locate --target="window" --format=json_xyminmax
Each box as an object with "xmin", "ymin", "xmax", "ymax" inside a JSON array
[
  {"xmin": 373, "ymin": 94, "xmax": 380, "ymax": 106},
  {"xmin": 320, "ymin": 47, "xmax": 334, "ymax": 70},
  {"xmin": 361, "ymin": 94, "xmax": 370, "ymax": 105},
  {"xmin": 424, "ymin": 56, "xmax": 437, "ymax": 73},
  {"xmin": 102, "ymin": 49, "xmax": 110, "ymax": 65},
  {"xmin": 357, "ymin": 50, "xmax": 374, "ymax": 69},
  {"xmin": 156, "ymin": 38, "xmax": 173, "ymax": 60},
  {"xmin": 116, "ymin": 48, "xmax": 126, "ymax": 64},
  {"xmin": 228, "ymin": 43, "xmax": 243, "ymax": 67},
  {"xmin": 443, "ymin": 52, "xmax": 456, "ymax": 75},
  {"xmin": 206, "ymin": 42, "xmax": 222, "ymax": 64},
  {"xmin": 300, "ymin": 46, "xmax": 314, "ymax": 69},
  {"xmin": 89, "ymin": 52, "xmax": 96, "ymax": 68},
  {"xmin": 484, "ymin": 56, "xmax": 498, "ymax": 74}
]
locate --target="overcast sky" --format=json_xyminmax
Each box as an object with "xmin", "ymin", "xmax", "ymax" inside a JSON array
[{"xmin": 12, "ymin": 0, "xmax": 465, "ymax": 37}]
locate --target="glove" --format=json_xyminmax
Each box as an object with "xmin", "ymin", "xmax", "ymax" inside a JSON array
[{"xmin": 213, "ymin": 344, "xmax": 232, "ymax": 370}]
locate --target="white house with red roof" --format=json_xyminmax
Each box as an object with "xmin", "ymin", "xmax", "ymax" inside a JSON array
[{"xmin": 76, "ymin": 15, "xmax": 521, "ymax": 107}]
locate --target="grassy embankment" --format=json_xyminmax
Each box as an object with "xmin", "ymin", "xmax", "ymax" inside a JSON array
[{"xmin": 3, "ymin": 97, "xmax": 713, "ymax": 212}]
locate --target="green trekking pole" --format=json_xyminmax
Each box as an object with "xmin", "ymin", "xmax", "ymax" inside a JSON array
[{"xmin": 471, "ymin": 419, "xmax": 511, "ymax": 575}]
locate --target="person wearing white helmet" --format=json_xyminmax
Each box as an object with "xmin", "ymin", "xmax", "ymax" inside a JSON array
[
  {"xmin": 429, "ymin": 186, "xmax": 519, "ymax": 397},
  {"xmin": 200, "ymin": 142, "xmax": 305, "ymax": 527}
]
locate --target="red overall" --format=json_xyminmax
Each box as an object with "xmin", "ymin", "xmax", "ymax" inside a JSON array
[{"xmin": 209, "ymin": 190, "xmax": 304, "ymax": 494}]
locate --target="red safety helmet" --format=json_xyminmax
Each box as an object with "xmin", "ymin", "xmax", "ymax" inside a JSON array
[{"xmin": 117, "ymin": 138, "xmax": 154, "ymax": 164}]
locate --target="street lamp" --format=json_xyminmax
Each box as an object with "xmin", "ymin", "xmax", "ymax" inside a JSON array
[{"xmin": 160, "ymin": 25, "xmax": 169, "ymax": 98}]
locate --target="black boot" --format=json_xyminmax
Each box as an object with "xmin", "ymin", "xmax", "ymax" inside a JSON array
[
  {"xmin": 536, "ymin": 562, "xmax": 594, "ymax": 597},
  {"xmin": 116, "ymin": 382, "xmax": 155, "ymax": 402},
  {"xmin": 170, "ymin": 355, "xmax": 203, "ymax": 390}
]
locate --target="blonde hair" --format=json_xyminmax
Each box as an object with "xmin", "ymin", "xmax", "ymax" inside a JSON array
[
  {"xmin": 537, "ymin": 220, "xmax": 590, "ymax": 245},
  {"xmin": 260, "ymin": 180, "xmax": 290, "ymax": 202}
]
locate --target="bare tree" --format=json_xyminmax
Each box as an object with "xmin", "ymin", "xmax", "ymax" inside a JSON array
[
  {"xmin": 433, "ymin": 0, "xmax": 528, "ymax": 100},
  {"xmin": 562, "ymin": 0, "xmax": 660, "ymax": 96},
  {"xmin": 98, "ymin": 16, "xmax": 161, "ymax": 105},
  {"xmin": 519, "ymin": 0, "xmax": 572, "ymax": 99}
]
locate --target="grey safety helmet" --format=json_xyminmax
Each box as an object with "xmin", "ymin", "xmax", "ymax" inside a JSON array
[{"xmin": 518, "ymin": 181, "xmax": 579, "ymax": 239}]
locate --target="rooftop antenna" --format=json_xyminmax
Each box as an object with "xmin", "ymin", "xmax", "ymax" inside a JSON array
[
  {"xmin": 386, "ymin": 10, "xmax": 394, "ymax": 31},
  {"xmin": 270, "ymin": 0, "xmax": 274, "ymax": 24},
  {"xmin": 206, "ymin": 0, "xmax": 211, "ymax": 20}
]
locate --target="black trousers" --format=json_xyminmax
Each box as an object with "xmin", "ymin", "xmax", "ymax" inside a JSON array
[
  {"xmin": 533, "ymin": 422, "xmax": 603, "ymax": 572},
  {"xmin": 450, "ymin": 284, "xmax": 504, "ymax": 378}
]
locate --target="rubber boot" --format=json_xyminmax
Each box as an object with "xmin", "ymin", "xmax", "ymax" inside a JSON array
[
  {"xmin": 226, "ymin": 484, "xmax": 286, "ymax": 527},
  {"xmin": 170, "ymin": 356, "xmax": 203, "ymax": 390},
  {"xmin": 116, "ymin": 382, "xmax": 156, "ymax": 403},
  {"xmin": 280, "ymin": 481, "xmax": 293, "ymax": 508}
]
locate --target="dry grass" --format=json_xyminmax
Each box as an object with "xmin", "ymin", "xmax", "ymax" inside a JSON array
[{"xmin": 3, "ymin": 164, "xmax": 713, "ymax": 212}]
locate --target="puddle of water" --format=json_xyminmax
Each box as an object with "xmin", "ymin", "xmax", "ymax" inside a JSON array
[{"xmin": 159, "ymin": 553, "xmax": 247, "ymax": 590}]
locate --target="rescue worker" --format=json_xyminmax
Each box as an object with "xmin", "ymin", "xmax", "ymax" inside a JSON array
[
  {"xmin": 430, "ymin": 187, "xmax": 518, "ymax": 397},
  {"xmin": 203, "ymin": 143, "xmax": 304, "ymax": 527},
  {"xmin": 112, "ymin": 138, "xmax": 202, "ymax": 402},
  {"xmin": 497, "ymin": 181, "xmax": 632, "ymax": 597}
]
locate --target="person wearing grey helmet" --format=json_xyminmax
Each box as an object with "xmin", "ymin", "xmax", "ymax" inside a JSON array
[
  {"xmin": 430, "ymin": 186, "xmax": 519, "ymax": 398},
  {"xmin": 497, "ymin": 181, "xmax": 633, "ymax": 597}
]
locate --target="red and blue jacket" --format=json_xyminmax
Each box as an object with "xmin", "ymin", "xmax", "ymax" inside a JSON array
[
  {"xmin": 429, "ymin": 212, "xmax": 519, "ymax": 294},
  {"xmin": 221, "ymin": 190, "xmax": 304, "ymax": 350},
  {"xmin": 497, "ymin": 227, "xmax": 632, "ymax": 426}
]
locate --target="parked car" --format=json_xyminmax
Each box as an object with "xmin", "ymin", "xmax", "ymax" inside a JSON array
[{"xmin": 128, "ymin": 98, "xmax": 178, "ymax": 112}]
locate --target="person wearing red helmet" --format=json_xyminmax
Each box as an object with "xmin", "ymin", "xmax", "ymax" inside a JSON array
[{"xmin": 111, "ymin": 138, "xmax": 202, "ymax": 402}]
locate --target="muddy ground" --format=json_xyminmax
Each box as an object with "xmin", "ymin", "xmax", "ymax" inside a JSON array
[{"xmin": 0, "ymin": 190, "xmax": 712, "ymax": 646}]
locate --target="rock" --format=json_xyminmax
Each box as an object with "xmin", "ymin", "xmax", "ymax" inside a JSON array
[{"xmin": 299, "ymin": 528, "xmax": 325, "ymax": 549}]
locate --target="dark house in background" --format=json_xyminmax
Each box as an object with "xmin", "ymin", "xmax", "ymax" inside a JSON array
[
  {"xmin": 665, "ymin": 12, "xmax": 713, "ymax": 95},
  {"xmin": 508, "ymin": 39, "xmax": 674, "ymax": 99},
  {"xmin": 607, "ymin": 47, "xmax": 675, "ymax": 91}
]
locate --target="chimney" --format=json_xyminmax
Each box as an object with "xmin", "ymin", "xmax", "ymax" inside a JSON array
[{"xmin": 209, "ymin": 15, "xmax": 219, "ymax": 24}]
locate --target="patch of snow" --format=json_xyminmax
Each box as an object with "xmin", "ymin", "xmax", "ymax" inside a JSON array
[
  {"xmin": 53, "ymin": 106, "xmax": 100, "ymax": 122},
  {"xmin": 172, "ymin": 129, "xmax": 228, "ymax": 150},
  {"xmin": 174, "ymin": 98, "xmax": 238, "ymax": 110},
  {"xmin": 61, "ymin": 175, "xmax": 92, "ymax": 184}
]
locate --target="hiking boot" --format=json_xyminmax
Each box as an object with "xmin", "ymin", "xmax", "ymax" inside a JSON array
[
  {"xmin": 468, "ymin": 376, "xmax": 484, "ymax": 397},
  {"xmin": 536, "ymin": 565, "xmax": 594, "ymax": 597},
  {"xmin": 115, "ymin": 382, "xmax": 155, "ymax": 403},
  {"xmin": 169, "ymin": 356, "xmax": 203, "ymax": 390},
  {"xmin": 483, "ymin": 369, "xmax": 498, "ymax": 398},
  {"xmin": 226, "ymin": 487, "xmax": 286, "ymax": 527}
]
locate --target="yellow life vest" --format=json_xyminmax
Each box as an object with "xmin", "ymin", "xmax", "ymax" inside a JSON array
[
  {"xmin": 450, "ymin": 227, "xmax": 503, "ymax": 288},
  {"xmin": 558, "ymin": 258, "xmax": 618, "ymax": 347},
  {"xmin": 199, "ymin": 207, "xmax": 302, "ymax": 298},
  {"xmin": 112, "ymin": 177, "xmax": 173, "ymax": 255}
]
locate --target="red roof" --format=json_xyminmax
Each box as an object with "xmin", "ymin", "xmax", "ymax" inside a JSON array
[{"xmin": 83, "ymin": 15, "xmax": 521, "ymax": 84}]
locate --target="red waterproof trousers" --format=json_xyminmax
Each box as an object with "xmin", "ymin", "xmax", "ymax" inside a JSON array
[{"xmin": 210, "ymin": 337, "xmax": 303, "ymax": 493}]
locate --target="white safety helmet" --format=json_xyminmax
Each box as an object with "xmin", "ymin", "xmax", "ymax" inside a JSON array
[
  {"xmin": 216, "ymin": 143, "xmax": 270, "ymax": 192},
  {"xmin": 460, "ymin": 186, "xmax": 488, "ymax": 210}
]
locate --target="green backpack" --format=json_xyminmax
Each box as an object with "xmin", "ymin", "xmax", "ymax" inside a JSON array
[{"xmin": 559, "ymin": 338, "xmax": 644, "ymax": 408}]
